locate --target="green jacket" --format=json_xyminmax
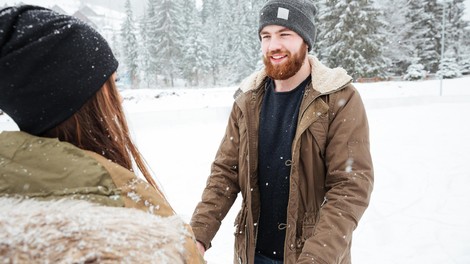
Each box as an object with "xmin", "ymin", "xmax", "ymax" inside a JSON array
[
  {"xmin": 0, "ymin": 130, "xmax": 203, "ymax": 263},
  {"xmin": 191, "ymin": 56, "xmax": 374, "ymax": 264}
]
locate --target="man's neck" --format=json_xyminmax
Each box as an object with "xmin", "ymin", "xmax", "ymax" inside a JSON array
[{"xmin": 273, "ymin": 56, "xmax": 311, "ymax": 92}]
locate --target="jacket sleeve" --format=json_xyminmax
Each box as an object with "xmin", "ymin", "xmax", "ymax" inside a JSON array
[
  {"xmin": 190, "ymin": 102, "xmax": 242, "ymax": 250},
  {"xmin": 298, "ymin": 85, "xmax": 374, "ymax": 263},
  {"xmin": 82, "ymin": 151, "xmax": 205, "ymax": 264}
]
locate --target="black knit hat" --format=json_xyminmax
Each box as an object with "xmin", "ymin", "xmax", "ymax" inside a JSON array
[
  {"xmin": 0, "ymin": 5, "xmax": 118, "ymax": 135},
  {"xmin": 258, "ymin": 0, "xmax": 317, "ymax": 51}
]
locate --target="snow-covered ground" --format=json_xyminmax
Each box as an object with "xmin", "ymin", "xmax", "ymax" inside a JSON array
[{"xmin": 1, "ymin": 76, "xmax": 470, "ymax": 263}]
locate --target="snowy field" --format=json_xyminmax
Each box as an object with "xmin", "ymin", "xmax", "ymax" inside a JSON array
[{"xmin": 1, "ymin": 76, "xmax": 470, "ymax": 263}]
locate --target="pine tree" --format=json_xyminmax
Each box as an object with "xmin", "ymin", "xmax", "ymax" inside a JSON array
[
  {"xmin": 199, "ymin": 0, "xmax": 265, "ymax": 86},
  {"xmin": 377, "ymin": 0, "xmax": 414, "ymax": 75},
  {"xmin": 404, "ymin": 58, "xmax": 427, "ymax": 80},
  {"xmin": 317, "ymin": 0, "xmax": 386, "ymax": 79},
  {"xmin": 424, "ymin": 0, "xmax": 442, "ymax": 73},
  {"xmin": 437, "ymin": 56, "xmax": 462, "ymax": 78},
  {"xmin": 228, "ymin": 1, "xmax": 247, "ymax": 84},
  {"xmin": 141, "ymin": 0, "xmax": 161, "ymax": 87},
  {"xmin": 440, "ymin": 0, "xmax": 469, "ymax": 62},
  {"xmin": 180, "ymin": 0, "xmax": 211, "ymax": 86},
  {"xmin": 231, "ymin": 0, "xmax": 262, "ymax": 83},
  {"xmin": 312, "ymin": 0, "xmax": 326, "ymax": 57},
  {"xmin": 252, "ymin": 0, "xmax": 268, "ymax": 65},
  {"xmin": 153, "ymin": 0, "xmax": 185, "ymax": 87},
  {"xmin": 461, "ymin": 26, "xmax": 470, "ymax": 74},
  {"xmin": 406, "ymin": 0, "xmax": 441, "ymax": 73},
  {"xmin": 201, "ymin": 0, "xmax": 225, "ymax": 86},
  {"xmin": 218, "ymin": 0, "xmax": 241, "ymax": 85},
  {"xmin": 138, "ymin": 11, "xmax": 150, "ymax": 88},
  {"xmin": 200, "ymin": 0, "xmax": 212, "ymax": 24},
  {"xmin": 110, "ymin": 32, "xmax": 122, "ymax": 71},
  {"xmin": 120, "ymin": 0, "xmax": 139, "ymax": 88}
]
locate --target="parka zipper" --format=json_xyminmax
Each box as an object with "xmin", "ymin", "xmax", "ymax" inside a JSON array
[
  {"xmin": 244, "ymin": 87, "xmax": 262, "ymax": 264},
  {"xmin": 282, "ymin": 81, "xmax": 351, "ymax": 260}
]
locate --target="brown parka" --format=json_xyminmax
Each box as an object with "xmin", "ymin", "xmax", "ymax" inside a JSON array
[{"xmin": 190, "ymin": 56, "xmax": 374, "ymax": 264}]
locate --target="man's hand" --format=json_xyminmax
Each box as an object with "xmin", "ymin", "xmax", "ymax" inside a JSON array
[{"xmin": 196, "ymin": 241, "xmax": 206, "ymax": 256}]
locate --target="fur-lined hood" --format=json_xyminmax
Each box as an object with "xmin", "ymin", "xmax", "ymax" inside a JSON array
[
  {"xmin": 0, "ymin": 197, "xmax": 191, "ymax": 263},
  {"xmin": 235, "ymin": 55, "xmax": 352, "ymax": 99}
]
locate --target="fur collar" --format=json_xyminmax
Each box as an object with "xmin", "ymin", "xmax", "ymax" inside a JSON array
[
  {"xmin": 236, "ymin": 55, "xmax": 352, "ymax": 98},
  {"xmin": 0, "ymin": 197, "xmax": 190, "ymax": 263}
]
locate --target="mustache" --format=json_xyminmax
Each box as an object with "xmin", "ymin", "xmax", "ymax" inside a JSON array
[{"xmin": 266, "ymin": 49, "xmax": 290, "ymax": 57}]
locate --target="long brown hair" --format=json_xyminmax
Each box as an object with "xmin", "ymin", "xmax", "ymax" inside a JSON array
[{"xmin": 42, "ymin": 76, "xmax": 160, "ymax": 192}]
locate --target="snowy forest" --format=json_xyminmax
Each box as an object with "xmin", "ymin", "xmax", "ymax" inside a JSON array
[{"xmin": 113, "ymin": 0, "xmax": 470, "ymax": 88}]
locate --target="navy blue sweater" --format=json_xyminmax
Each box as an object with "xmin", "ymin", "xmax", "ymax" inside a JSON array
[{"xmin": 256, "ymin": 76, "xmax": 310, "ymax": 259}]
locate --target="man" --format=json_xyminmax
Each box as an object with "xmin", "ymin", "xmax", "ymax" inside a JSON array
[{"xmin": 190, "ymin": 0, "xmax": 374, "ymax": 263}]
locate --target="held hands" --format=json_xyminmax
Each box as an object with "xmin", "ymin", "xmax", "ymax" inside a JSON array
[{"xmin": 196, "ymin": 241, "xmax": 206, "ymax": 256}]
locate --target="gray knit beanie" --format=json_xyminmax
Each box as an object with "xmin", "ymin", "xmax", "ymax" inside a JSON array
[{"xmin": 258, "ymin": 0, "xmax": 317, "ymax": 51}]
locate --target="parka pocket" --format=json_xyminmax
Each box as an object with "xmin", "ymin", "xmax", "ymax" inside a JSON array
[
  {"xmin": 234, "ymin": 203, "xmax": 248, "ymax": 262},
  {"xmin": 300, "ymin": 197, "xmax": 328, "ymax": 248},
  {"xmin": 301, "ymin": 211, "xmax": 317, "ymax": 243},
  {"xmin": 294, "ymin": 211, "xmax": 318, "ymax": 252},
  {"xmin": 234, "ymin": 203, "xmax": 247, "ymax": 243},
  {"xmin": 307, "ymin": 119, "xmax": 328, "ymax": 160},
  {"xmin": 234, "ymin": 203, "xmax": 248, "ymax": 235}
]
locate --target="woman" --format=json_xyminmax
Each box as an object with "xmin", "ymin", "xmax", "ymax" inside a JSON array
[{"xmin": 0, "ymin": 5, "xmax": 203, "ymax": 263}]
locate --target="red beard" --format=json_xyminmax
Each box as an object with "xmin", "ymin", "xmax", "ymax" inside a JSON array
[{"xmin": 263, "ymin": 44, "xmax": 307, "ymax": 80}]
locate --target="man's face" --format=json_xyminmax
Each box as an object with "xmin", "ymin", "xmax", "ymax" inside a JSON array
[{"xmin": 260, "ymin": 25, "xmax": 308, "ymax": 80}]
